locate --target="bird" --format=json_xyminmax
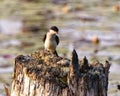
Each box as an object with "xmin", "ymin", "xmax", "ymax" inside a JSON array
[{"xmin": 43, "ymin": 26, "xmax": 59, "ymax": 56}]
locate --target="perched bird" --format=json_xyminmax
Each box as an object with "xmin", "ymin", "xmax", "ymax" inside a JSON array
[{"xmin": 43, "ymin": 26, "xmax": 59, "ymax": 56}]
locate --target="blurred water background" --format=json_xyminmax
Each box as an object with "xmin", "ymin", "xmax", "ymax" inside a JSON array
[{"xmin": 0, "ymin": 0, "xmax": 120, "ymax": 95}]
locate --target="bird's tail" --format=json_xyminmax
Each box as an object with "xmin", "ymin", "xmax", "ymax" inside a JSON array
[{"xmin": 54, "ymin": 50, "xmax": 59, "ymax": 57}]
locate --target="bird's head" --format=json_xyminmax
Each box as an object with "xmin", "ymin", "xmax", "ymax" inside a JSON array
[{"xmin": 49, "ymin": 26, "xmax": 59, "ymax": 33}]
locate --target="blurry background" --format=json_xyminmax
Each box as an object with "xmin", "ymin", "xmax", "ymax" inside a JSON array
[{"xmin": 0, "ymin": 0, "xmax": 120, "ymax": 95}]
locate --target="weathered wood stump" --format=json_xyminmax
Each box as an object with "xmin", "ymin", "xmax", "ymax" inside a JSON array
[{"xmin": 11, "ymin": 49, "xmax": 110, "ymax": 96}]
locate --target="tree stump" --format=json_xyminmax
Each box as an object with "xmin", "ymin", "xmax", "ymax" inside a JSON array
[{"xmin": 11, "ymin": 49, "xmax": 110, "ymax": 96}]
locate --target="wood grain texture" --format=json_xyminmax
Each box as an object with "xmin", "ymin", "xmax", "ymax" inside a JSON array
[{"xmin": 11, "ymin": 49, "xmax": 110, "ymax": 96}]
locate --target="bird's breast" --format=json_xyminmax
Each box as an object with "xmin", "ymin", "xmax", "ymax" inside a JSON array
[{"xmin": 44, "ymin": 36, "xmax": 57, "ymax": 51}]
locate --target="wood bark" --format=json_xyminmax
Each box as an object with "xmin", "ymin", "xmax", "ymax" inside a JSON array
[{"xmin": 11, "ymin": 49, "xmax": 110, "ymax": 96}]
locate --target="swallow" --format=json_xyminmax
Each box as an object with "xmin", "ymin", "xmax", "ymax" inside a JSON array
[{"xmin": 43, "ymin": 26, "xmax": 59, "ymax": 56}]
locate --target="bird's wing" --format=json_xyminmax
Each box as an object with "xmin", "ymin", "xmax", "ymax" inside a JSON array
[
  {"xmin": 55, "ymin": 35, "xmax": 59, "ymax": 45},
  {"xmin": 42, "ymin": 34, "xmax": 46, "ymax": 42}
]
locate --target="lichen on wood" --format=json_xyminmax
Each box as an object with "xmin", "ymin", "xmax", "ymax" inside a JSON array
[{"xmin": 11, "ymin": 49, "xmax": 110, "ymax": 96}]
